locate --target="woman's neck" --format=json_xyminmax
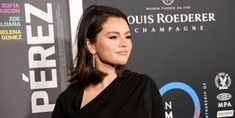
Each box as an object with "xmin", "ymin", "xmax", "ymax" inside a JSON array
[
  {"xmin": 86, "ymin": 61, "xmax": 117, "ymax": 90},
  {"xmin": 96, "ymin": 58, "xmax": 117, "ymax": 79}
]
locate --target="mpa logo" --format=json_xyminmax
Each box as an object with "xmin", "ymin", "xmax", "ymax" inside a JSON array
[
  {"xmin": 218, "ymin": 102, "xmax": 232, "ymax": 108},
  {"xmin": 216, "ymin": 93, "xmax": 232, "ymax": 101},
  {"xmin": 215, "ymin": 72, "xmax": 232, "ymax": 90},
  {"xmin": 162, "ymin": 0, "xmax": 174, "ymax": 6}
]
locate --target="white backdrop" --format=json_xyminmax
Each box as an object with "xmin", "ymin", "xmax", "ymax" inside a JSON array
[{"xmin": 68, "ymin": 0, "xmax": 83, "ymax": 60}]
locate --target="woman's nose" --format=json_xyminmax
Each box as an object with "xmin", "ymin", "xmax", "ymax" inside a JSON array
[{"xmin": 120, "ymin": 38, "xmax": 128, "ymax": 47}]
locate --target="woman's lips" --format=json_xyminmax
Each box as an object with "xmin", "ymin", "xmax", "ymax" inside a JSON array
[{"xmin": 116, "ymin": 51, "xmax": 129, "ymax": 56}]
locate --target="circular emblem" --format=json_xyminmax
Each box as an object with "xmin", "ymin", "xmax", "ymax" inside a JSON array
[
  {"xmin": 160, "ymin": 82, "xmax": 200, "ymax": 118},
  {"xmin": 162, "ymin": 0, "xmax": 174, "ymax": 6},
  {"xmin": 215, "ymin": 72, "xmax": 232, "ymax": 90},
  {"xmin": 216, "ymin": 93, "xmax": 232, "ymax": 101}
]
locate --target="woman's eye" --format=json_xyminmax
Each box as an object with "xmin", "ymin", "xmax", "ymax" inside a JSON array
[
  {"xmin": 126, "ymin": 35, "xmax": 132, "ymax": 39},
  {"xmin": 109, "ymin": 36, "xmax": 117, "ymax": 39}
]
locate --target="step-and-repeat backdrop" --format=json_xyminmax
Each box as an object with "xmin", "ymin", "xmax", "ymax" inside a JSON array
[
  {"xmin": 0, "ymin": 0, "xmax": 234, "ymax": 118},
  {"xmin": 0, "ymin": 0, "xmax": 71, "ymax": 118}
]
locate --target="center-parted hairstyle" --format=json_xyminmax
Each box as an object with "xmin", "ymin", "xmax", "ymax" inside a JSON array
[{"xmin": 69, "ymin": 5, "xmax": 129, "ymax": 87}]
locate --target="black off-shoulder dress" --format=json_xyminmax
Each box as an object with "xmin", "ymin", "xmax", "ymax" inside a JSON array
[{"xmin": 51, "ymin": 70, "xmax": 165, "ymax": 118}]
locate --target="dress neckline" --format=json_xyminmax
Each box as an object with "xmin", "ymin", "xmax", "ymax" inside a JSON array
[{"xmin": 78, "ymin": 75, "xmax": 122, "ymax": 111}]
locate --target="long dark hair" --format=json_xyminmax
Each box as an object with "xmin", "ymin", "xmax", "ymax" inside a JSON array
[{"xmin": 69, "ymin": 5, "xmax": 129, "ymax": 87}]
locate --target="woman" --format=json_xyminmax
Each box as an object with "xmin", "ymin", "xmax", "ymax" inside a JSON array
[{"xmin": 52, "ymin": 5, "xmax": 165, "ymax": 118}]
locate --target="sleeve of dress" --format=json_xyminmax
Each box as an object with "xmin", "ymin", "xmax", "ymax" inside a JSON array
[
  {"xmin": 144, "ymin": 75, "xmax": 165, "ymax": 118},
  {"xmin": 51, "ymin": 96, "xmax": 67, "ymax": 118}
]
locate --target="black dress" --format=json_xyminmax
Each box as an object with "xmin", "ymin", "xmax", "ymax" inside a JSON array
[{"xmin": 51, "ymin": 70, "xmax": 165, "ymax": 118}]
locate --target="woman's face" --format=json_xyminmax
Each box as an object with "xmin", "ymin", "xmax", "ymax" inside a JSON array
[{"xmin": 92, "ymin": 17, "xmax": 132, "ymax": 67}]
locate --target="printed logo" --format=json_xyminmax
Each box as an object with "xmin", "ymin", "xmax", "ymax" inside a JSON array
[
  {"xmin": 162, "ymin": 0, "xmax": 174, "ymax": 6},
  {"xmin": 22, "ymin": 3, "xmax": 58, "ymax": 113},
  {"xmin": 131, "ymin": 0, "xmax": 216, "ymax": 33},
  {"xmin": 215, "ymin": 72, "xmax": 232, "ymax": 90},
  {"xmin": 160, "ymin": 82, "xmax": 200, "ymax": 118},
  {"xmin": 216, "ymin": 93, "xmax": 232, "ymax": 101},
  {"xmin": 217, "ymin": 110, "xmax": 234, "ymax": 118}
]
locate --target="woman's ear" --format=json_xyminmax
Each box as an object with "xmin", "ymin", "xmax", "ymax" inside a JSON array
[{"xmin": 86, "ymin": 39, "xmax": 96, "ymax": 54}]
